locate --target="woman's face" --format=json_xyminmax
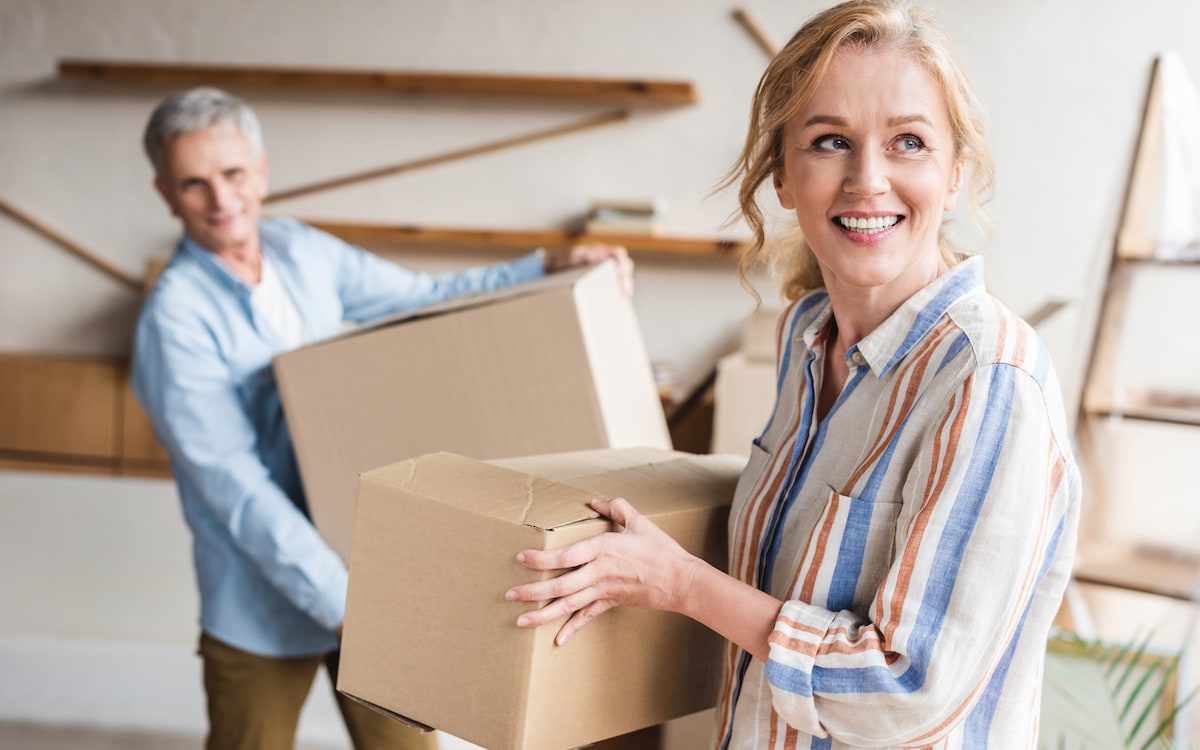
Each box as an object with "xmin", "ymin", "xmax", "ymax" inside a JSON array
[{"xmin": 775, "ymin": 45, "xmax": 964, "ymax": 296}]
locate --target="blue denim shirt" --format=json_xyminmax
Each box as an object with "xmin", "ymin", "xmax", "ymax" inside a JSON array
[{"xmin": 132, "ymin": 217, "xmax": 545, "ymax": 657}]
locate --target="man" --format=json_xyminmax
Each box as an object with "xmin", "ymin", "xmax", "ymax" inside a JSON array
[{"xmin": 132, "ymin": 87, "xmax": 632, "ymax": 750}]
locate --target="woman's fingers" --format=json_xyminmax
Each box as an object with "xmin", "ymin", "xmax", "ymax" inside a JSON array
[
  {"xmin": 506, "ymin": 564, "xmax": 595, "ymax": 604},
  {"xmin": 515, "ymin": 586, "xmax": 601, "ymax": 628},
  {"xmin": 516, "ymin": 535, "xmax": 601, "ymax": 571},
  {"xmin": 556, "ymin": 598, "xmax": 616, "ymax": 646}
]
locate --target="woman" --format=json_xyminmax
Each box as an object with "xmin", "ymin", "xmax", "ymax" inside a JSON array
[{"xmin": 506, "ymin": 1, "xmax": 1081, "ymax": 746}]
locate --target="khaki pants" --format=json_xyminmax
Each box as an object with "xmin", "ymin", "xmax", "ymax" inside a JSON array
[{"xmin": 199, "ymin": 633, "xmax": 437, "ymax": 750}]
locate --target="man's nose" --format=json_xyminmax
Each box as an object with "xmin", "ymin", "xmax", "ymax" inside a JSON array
[
  {"xmin": 843, "ymin": 150, "xmax": 889, "ymax": 197},
  {"xmin": 208, "ymin": 179, "xmax": 235, "ymax": 209}
]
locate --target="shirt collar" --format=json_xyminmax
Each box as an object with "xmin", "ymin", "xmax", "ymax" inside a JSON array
[
  {"xmin": 854, "ymin": 254, "xmax": 985, "ymax": 377},
  {"xmin": 178, "ymin": 220, "xmax": 286, "ymax": 296}
]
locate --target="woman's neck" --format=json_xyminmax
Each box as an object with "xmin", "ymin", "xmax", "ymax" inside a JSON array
[{"xmin": 823, "ymin": 250, "xmax": 950, "ymax": 354}]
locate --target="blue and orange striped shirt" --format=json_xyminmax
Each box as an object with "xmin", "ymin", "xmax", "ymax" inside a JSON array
[{"xmin": 717, "ymin": 256, "xmax": 1081, "ymax": 749}]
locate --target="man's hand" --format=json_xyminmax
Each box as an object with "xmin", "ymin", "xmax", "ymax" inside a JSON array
[{"xmin": 544, "ymin": 243, "xmax": 634, "ymax": 298}]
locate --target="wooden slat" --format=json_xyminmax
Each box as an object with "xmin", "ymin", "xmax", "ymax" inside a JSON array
[
  {"xmin": 0, "ymin": 452, "xmax": 117, "ymax": 476},
  {"xmin": 0, "ymin": 196, "xmax": 142, "ymax": 291},
  {"xmin": 0, "ymin": 355, "xmax": 121, "ymax": 459},
  {"xmin": 1081, "ymin": 263, "xmax": 1133, "ymax": 419},
  {"xmin": 1024, "ymin": 298, "xmax": 1069, "ymax": 328},
  {"xmin": 267, "ymin": 109, "xmax": 628, "ymax": 203},
  {"xmin": 118, "ymin": 365, "xmax": 170, "ymax": 465},
  {"xmin": 58, "ymin": 60, "xmax": 699, "ymax": 107},
  {"xmin": 732, "ymin": 7, "xmax": 780, "ymax": 57},
  {"xmin": 304, "ymin": 221, "xmax": 748, "ymax": 258},
  {"xmin": 1115, "ymin": 58, "xmax": 1164, "ymax": 260},
  {"xmin": 1085, "ymin": 389, "xmax": 1200, "ymax": 427},
  {"xmin": 1074, "ymin": 540, "xmax": 1200, "ymax": 601}
]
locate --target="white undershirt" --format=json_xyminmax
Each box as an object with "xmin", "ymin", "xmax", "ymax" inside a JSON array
[{"xmin": 250, "ymin": 255, "xmax": 309, "ymax": 349}]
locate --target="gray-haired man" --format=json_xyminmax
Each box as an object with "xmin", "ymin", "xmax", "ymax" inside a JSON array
[{"xmin": 133, "ymin": 87, "xmax": 631, "ymax": 749}]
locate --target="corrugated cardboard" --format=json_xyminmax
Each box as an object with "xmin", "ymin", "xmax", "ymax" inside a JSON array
[
  {"xmin": 740, "ymin": 307, "xmax": 782, "ymax": 363},
  {"xmin": 711, "ymin": 352, "xmax": 776, "ymax": 458},
  {"xmin": 274, "ymin": 263, "xmax": 671, "ymax": 561},
  {"xmin": 338, "ymin": 449, "xmax": 742, "ymax": 750}
]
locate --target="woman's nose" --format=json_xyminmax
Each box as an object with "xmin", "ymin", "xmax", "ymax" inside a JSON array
[{"xmin": 843, "ymin": 150, "xmax": 890, "ymax": 197}]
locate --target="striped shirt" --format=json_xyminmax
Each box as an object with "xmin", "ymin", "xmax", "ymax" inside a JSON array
[{"xmin": 717, "ymin": 256, "xmax": 1081, "ymax": 749}]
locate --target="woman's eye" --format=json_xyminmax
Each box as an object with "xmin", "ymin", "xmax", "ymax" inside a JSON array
[
  {"xmin": 895, "ymin": 135, "xmax": 925, "ymax": 152},
  {"xmin": 812, "ymin": 135, "xmax": 850, "ymax": 151}
]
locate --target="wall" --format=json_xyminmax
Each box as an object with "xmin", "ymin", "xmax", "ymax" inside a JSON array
[{"xmin": 3, "ymin": 0, "xmax": 1200, "ymax": 742}]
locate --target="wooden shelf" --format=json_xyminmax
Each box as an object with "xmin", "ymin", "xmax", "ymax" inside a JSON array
[
  {"xmin": 1116, "ymin": 255, "xmax": 1200, "ymax": 266},
  {"xmin": 304, "ymin": 220, "xmax": 749, "ymax": 258},
  {"xmin": 58, "ymin": 60, "xmax": 699, "ymax": 107},
  {"xmin": 1084, "ymin": 390, "xmax": 1200, "ymax": 428},
  {"xmin": 1074, "ymin": 540, "xmax": 1200, "ymax": 601}
]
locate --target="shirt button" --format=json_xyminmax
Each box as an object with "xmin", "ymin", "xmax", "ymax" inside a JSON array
[{"xmin": 850, "ymin": 352, "xmax": 866, "ymax": 367}]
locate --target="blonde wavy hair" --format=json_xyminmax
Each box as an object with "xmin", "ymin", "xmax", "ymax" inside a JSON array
[{"xmin": 726, "ymin": 0, "xmax": 995, "ymax": 301}]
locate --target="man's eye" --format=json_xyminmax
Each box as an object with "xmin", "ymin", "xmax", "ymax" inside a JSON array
[
  {"xmin": 225, "ymin": 169, "xmax": 245, "ymax": 180},
  {"xmin": 812, "ymin": 135, "xmax": 850, "ymax": 151}
]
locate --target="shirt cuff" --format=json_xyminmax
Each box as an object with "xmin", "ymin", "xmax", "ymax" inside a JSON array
[
  {"xmin": 763, "ymin": 600, "xmax": 838, "ymax": 734},
  {"xmin": 309, "ymin": 559, "xmax": 349, "ymax": 631},
  {"xmin": 512, "ymin": 249, "xmax": 548, "ymax": 282}
]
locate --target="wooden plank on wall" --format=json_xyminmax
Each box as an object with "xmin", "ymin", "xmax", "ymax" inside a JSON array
[
  {"xmin": 0, "ymin": 355, "xmax": 121, "ymax": 459},
  {"xmin": 118, "ymin": 365, "xmax": 171, "ymax": 467},
  {"xmin": 58, "ymin": 60, "xmax": 700, "ymax": 107},
  {"xmin": 305, "ymin": 221, "xmax": 749, "ymax": 258}
]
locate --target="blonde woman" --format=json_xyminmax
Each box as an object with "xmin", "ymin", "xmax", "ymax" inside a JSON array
[{"xmin": 507, "ymin": 1, "xmax": 1080, "ymax": 746}]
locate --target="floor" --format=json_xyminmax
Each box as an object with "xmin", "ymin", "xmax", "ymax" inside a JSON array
[{"xmin": 0, "ymin": 722, "xmax": 339, "ymax": 750}]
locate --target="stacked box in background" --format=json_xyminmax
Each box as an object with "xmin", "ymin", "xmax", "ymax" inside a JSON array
[
  {"xmin": 274, "ymin": 262, "xmax": 671, "ymax": 561},
  {"xmin": 711, "ymin": 308, "xmax": 781, "ymax": 457}
]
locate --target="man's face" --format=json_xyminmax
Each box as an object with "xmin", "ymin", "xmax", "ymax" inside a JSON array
[{"xmin": 154, "ymin": 126, "xmax": 268, "ymax": 254}]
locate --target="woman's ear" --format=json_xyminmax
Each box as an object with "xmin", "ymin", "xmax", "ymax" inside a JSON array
[
  {"xmin": 943, "ymin": 159, "xmax": 964, "ymax": 212},
  {"xmin": 774, "ymin": 168, "xmax": 795, "ymax": 210}
]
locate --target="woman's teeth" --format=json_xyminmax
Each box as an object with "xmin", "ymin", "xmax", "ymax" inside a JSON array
[{"xmin": 837, "ymin": 215, "xmax": 900, "ymax": 234}]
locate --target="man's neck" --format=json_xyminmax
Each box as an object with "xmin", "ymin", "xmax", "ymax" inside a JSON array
[{"xmin": 204, "ymin": 236, "xmax": 263, "ymax": 286}]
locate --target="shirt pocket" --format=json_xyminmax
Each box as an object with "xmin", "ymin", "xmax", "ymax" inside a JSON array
[{"xmin": 787, "ymin": 486, "xmax": 903, "ymax": 615}]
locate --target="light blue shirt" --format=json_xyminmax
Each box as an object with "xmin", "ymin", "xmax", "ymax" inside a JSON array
[{"xmin": 132, "ymin": 217, "xmax": 546, "ymax": 657}]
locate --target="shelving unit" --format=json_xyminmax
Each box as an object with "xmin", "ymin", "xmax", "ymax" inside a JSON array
[
  {"xmin": 58, "ymin": 60, "xmax": 699, "ymax": 107},
  {"xmin": 1072, "ymin": 56, "xmax": 1200, "ymax": 604},
  {"xmin": 304, "ymin": 220, "xmax": 748, "ymax": 258}
]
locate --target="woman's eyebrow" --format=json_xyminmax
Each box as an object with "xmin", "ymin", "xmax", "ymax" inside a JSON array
[
  {"xmin": 802, "ymin": 114, "xmax": 848, "ymax": 128},
  {"xmin": 887, "ymin": 114, "xmax": 933, "ymax": 127}
]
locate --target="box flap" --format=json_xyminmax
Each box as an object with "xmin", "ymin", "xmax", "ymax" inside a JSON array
[
  {"xmin": 289, "ymin": 263, "xmax": 599, "ymax": 352},
  {"xmin": 490, "ymin": 447, "xmax": 683, "ymax": 481},
  {"xmin": 559, "ymin": 455, "xmax": 744, "ymax": 517},
  {"xmin": 362, "ymin": 452, "xmax": 602, "ymax": 530}
]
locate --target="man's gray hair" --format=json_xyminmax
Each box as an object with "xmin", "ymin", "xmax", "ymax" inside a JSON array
[{"xmin": 143, "ymin": 87, "xmax": 264, "ymax": 178}]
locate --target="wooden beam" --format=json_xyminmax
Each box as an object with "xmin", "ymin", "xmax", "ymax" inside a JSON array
[
  {"xmin": 267, "ymin": 109, "xmax": 629, "ymax": 203},
  {"xmin": 303, "ymin": 220, "xmax": 749, "ymax": 258},
  {"xmin": 58, "ymin": 60, "xmax": 699, "ymax": 107},
  {"xmin": 1074, "ymin": 541, "xmax": 1200, "ymax": 601},
  {"xmin": 0, "ymin": 196, "xmax": 143, "ymax": 291},
  {"xmin": 1115, "ymin": 57, "xmax": 1164, "ymax": 260},
  {"xmin": 732, "ymin": 7, "xmax": 780, "ymax": 57}
]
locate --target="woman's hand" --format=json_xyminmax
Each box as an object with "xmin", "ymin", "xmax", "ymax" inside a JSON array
[{"xmin": 506, "ymin": 497, "xmax": 698, "ymax": 646}]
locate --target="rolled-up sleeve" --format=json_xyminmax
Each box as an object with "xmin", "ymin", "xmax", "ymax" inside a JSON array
[
  {"xmin": 132, "ymin": 307, "xmax": 348, "ymax": 630},
  {"xmin": 763, "ymin": 363, "xmax": 1076, "ymax": 746}
]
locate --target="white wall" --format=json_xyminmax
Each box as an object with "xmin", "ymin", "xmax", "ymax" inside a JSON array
[{"xmin": 4, "ymin": 0, "xmax": 1200, "ymax": 742}]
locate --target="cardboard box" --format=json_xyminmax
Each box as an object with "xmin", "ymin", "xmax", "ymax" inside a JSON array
[
  {"xmin": 338, "ymin": 448, "xmax": 742, "ymax": 750},
  {"xmin": 274, "ymin": 263, "xmax": 671, "ymax": 561},
  {"xmin": 710, "ymin": 352, "xmax": 776, "ymax": 458},
  {"xmin": 740, "ymin": 307, "xmax": 782, "ymax": 363}
]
